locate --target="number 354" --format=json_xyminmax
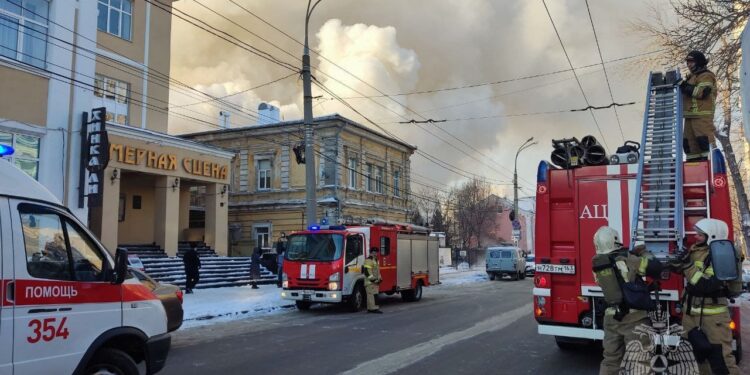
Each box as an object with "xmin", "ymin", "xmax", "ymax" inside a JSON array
[{"xmin": 27, "ymin": 317, "xmax": 70, "ymax": 344}]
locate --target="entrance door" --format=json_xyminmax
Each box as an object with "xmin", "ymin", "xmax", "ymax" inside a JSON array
[
  {"xmin": 0, "ymin": 199, "xmax": 11, "ymax": 375},
  {"xmin": 11, "ymin": 201, "xmax": 120, "ymax": 374}
]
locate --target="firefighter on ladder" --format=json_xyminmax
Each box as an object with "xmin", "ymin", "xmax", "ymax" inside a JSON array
[
  {"xmin": 678, "ymin": 50, "xmax": 717, "ymax": 161},
  {"xmin": 591, "ymin": 226, "xmax": 663, "ymax": 375},
  {"xmin": 363, "ymin": 248, "xmax": 383, "ymax": 314},
  {"xmin": 670, "ymin": 218, "xmax": 741, "ymax": 374}
]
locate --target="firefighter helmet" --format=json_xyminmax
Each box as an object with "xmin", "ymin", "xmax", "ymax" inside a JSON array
[
  {"xmin": 693, "ymin": 218, "xmax": 728, "ymax": 245},
  {"xmin": 594, "ymin": 226, "xmax": 622, "ymax": 255},
  {"xmin": 685, "ymin": 50, "xmax": 708, "ymax": 67}
]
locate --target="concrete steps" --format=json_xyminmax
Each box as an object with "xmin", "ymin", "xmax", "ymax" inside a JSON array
[{"xmin": 140, "ymin": 256, "xmax": 276, "ymax": 289}]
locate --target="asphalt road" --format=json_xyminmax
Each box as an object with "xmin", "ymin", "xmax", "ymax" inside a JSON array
[{"xmin": 162, "ymin": 275, "xmax": 602, "ymax": 375}]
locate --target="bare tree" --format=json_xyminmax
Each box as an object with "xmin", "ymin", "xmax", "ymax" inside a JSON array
[
  {"xmin": 453, "ymin": 178, "xmax": 495, "ymax": 248},
  {"xmin": 635, "ymin": 0, "xmax": 750, "ymax": 248}
]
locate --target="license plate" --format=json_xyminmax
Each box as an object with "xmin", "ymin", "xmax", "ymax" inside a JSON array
[{"xmin": 535, "ymin": 264, "xmax": 575, "ymax": 274}]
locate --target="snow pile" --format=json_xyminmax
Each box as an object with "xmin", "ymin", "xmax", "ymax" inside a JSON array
[
  {"xmin": 181, "ymin": 284, "xmax": 294, "ymax": 328},
  {"xmin": 438, "ymin": 268, "xmax": 488, "ymax": 287}
]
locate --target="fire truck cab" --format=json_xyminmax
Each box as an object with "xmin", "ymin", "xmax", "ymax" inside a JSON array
[
  {"xmin": 0, "ymin": 153, "xmax": 170, "ymax": 375},
  {"xmin": 533, "ymin": 152, "xmax": 742, "ymax": 358},
  {"xmin": 281, "ymin": 222, "xmax": 440, "ymax": 311}
]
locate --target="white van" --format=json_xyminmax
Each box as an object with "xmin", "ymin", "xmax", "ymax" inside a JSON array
[{"xmin": 0, "ymin": 152, "xmax": 170, "ymax": 374}]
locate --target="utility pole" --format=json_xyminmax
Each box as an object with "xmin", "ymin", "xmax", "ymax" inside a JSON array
[
  {"xmin": 303, "ymin": 0, "xmax": 323, "ymax": 227},
  {"xmin": 514, "ymin": 137, "xmax": 537, "ymax": 243}
]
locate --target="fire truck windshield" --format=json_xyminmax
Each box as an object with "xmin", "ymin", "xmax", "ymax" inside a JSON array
[{"xmin": 285, "ymin": 234, "xmax": 343, "ymax": 261}]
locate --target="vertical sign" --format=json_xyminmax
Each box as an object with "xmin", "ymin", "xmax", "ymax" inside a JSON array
[{"xmin": 78, "ymin": 108, "xmax": 109, "ymax": 208}]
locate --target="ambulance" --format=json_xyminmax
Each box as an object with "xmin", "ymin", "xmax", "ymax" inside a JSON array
[{"xmin": 0, "ymin": 145, "xmax": 170, "ymax": 375}]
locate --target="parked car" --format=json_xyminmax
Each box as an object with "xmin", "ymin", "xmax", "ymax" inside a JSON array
[
  {"xmin": 525, "ymin": 254, "xmax": 535, "ymax": 276},
  {"xmin": 742, "ymin": 261, "xmax": 750, "ymax": 291},
  {"xmin": 127, "ymin": 254, "xmax": 145, "ymax": 271},
  {"xmin": 486, "ymin": 246, "xmax": 526, "ymax": 280},
  {"xmin": 130, "ymin": 268, "xmax": 184, "ymax": 332}
]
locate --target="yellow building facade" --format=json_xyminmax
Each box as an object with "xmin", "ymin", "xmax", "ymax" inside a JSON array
[{"xmin": 184, "ymin": 115, "xmax": 416, "ymax": 256}]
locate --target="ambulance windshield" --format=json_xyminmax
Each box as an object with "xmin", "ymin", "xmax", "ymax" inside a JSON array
[{"xmin": 285, "ymin": 234, "xmax": 343, "ymax": 261}]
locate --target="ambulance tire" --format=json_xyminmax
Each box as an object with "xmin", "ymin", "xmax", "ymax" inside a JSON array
[
  {"xmin": 295, "ymin": 301, "xmax": 312, "ymax": 311},
  {"xmin": 488, "ymin": 273, "xmax": 496, "ymax": 281},
  {"xmin": 349, "ymin": 283, "xmax": 365, "ymax": 312},
  {"xmin": 85, "ymin": 348, "xmax": 139, "ymax": 375}
]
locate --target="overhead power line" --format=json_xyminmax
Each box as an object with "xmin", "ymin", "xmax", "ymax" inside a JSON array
[
  {"xmin": 541, "ymin": 0, "xmax": 609, "ymax": 150},
  {"xmin": 584, "ymin": 0, "xmax": 626, "ymax": 141}
]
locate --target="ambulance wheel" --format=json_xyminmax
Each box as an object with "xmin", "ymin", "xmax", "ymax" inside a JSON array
[
  {"xmin": 85, "ymin": 348, "xmax": 139, "ymax": 375},
  {"xmin": 488, "ymin": 273, "xmax": 496, "ymax": 281},
  {"xmin": 295, "ymin": 301, "xmax": 312, "ymax": 311},
  {"xmin": 349, "ymin": 284, "xmax": 365, "ymax": 312}
]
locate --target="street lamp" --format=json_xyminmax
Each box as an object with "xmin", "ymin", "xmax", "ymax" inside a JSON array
[
  {"xmin": 513, "ymin": 137, "xmax": 537, "ymax": 225},
  {"xmin": 303, "ymin": 0, "xmax": 323, "ymax": 227}
]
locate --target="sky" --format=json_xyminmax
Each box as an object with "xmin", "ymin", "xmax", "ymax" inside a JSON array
[{"xmin": 167, "ymin": 0, "xmax": 677, "ymax": 197}]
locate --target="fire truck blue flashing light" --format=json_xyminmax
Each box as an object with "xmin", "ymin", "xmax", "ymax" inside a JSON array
[
  {"xmin": 0, "ymin": 144, "xmax": 14, "ymax": 157},
  {"xmin": 308, "ymin": 225, "xmax": 320, "ymax": 231}
]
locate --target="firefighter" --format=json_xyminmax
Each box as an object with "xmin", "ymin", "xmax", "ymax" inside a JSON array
[
  {"xmin": 363, "ymin": 248, "xmax": 382, "ymax": 314},
  {"xmin": 671, "ymin": 218, "xmax": 740, "ymax": 374},
  {"xmin": 678, "ymin": 50, "xmax": 717, "ymax": 161},
  {"xmin": 591, "ymin": 226, "xmax": 662, "ymax": 375}
]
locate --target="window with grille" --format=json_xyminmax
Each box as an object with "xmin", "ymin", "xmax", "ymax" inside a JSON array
[
  {"xmin": 93, "ymin": 75, "xmax": 130, "ymax": 125},
  {"xmin": 0, "ymin": 130, "xmax": 39, "ymax": 179},
  {"xmin": 0, "ymin": 0, "xmax": 49, "ymax": 69}
]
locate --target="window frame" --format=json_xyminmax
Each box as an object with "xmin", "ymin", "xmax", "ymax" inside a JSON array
[
  {"xmin": 366, "ymin": 163, "xmax": 373, "ymax": 192},
  {"xmin": 97, "ymin": 0, "xmax": 133, "ymax": 41},
  {"xmin": 93, "ymin": 74, "xmax": 130, "ymax": 126},
  {"xmin": 254, "ymin": 224, "xmax": 271, "ymax": 249},
  {"xmin": 347, "ymin": 157, "xmax": 357, "ymax": 189},
  {"xmin": 380, "ymin": 236, "xmax": 391, "ymax": 256},
  {"xmin": 0, "ymin": 130, "xmax": 40, "ymax": 180},
  {"xmin": 393, "ymin": 168, "xmax": 401, "ymax": 197},
  {"xmin": 257, "ymin": 158, "xmax": 272, "ymax": 191},
  {"xmin": 0, "ymin": 0, "xmax": 49, "ymax": 69},
  {"xmin": 375, "ymin": 166, "xmax": 384, "ymax": 194},
  {"xmin": 18, "ymin": 202, "xmax": 112, "ymax": 282},
  {"xmin": 344, "ymin": 234, "xmax": 364, "ymax": 265}
]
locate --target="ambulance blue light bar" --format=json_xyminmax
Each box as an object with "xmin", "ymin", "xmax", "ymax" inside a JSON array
[{"xmin": 0, "ymin": 144, "xmax": 14, "ymax": 157}]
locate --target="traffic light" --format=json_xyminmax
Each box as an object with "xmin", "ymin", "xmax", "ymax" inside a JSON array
[
  {"xmin": 509, "ymin": 209, "xmax": 516, "ymax": 222},
  {"xmin": 293, "ymin": 144, "xmax": 305, "ymax": 164}
]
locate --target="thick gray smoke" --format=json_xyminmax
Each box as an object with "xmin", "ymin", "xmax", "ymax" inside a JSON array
[{"xmin": 169, "ymin": 0, "xmax": 660, "ymax": 195}]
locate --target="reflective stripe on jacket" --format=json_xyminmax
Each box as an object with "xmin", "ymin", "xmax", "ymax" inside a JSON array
[{"xmin": 682, "ymin": 70, "xmax": 716, "ymax": 118}]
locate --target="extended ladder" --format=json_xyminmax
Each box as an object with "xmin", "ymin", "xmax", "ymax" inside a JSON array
[{"xmin": 630, "ymin": 70, "xmax": 685, "ymax": 258}]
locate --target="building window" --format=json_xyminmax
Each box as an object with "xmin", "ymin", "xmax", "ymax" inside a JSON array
[
  {"xmin": 257, "ymin": 159, "xmax": 271, "ymax": 190},
  {"xmin": 376, "ymin": 166, "xmax": 384, "ymax": 194},
  {"xmin": 366, "ymin": 163, "xmax": 373, "ymax": 192},
  {"xmin": 254, "ymin": 225, "xmax": 270, "ymax": 249},
  {"xmin": 348, "ymin": 158, "xmax": 357, "ymax": 189},
  {"xmin": 0, "ymin": 130, "xmax": 40, "ymax": 179},
  {"xmin": 393, "ymin": 168, "xmax": 401, "ymax": 197},
  {"xmin": 97, "ymin": 0, "xmax": 132, "ymax": 41},
  {"xmin": 323, "ymin": 140, "xmax": 337, "ymax": 186},
  {"xmin": 0, "ymin": 0, "xmax": 49, "ymax": 69},
  {"xmin": 93, "ymin": 75, "xmax": 129, "ymax": 125}
]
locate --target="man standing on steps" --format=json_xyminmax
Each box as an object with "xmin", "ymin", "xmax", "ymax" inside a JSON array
[
  {"xmin": 183, "ymin": 243, "xmax": 201, "ymax": 294},
  {"xmin": 250, "ymin": 245, "xmax": 261, "ymax": 289},
  {"xmin": 363, "ymin": 248, "xmax": 382, "ymax": 314}
]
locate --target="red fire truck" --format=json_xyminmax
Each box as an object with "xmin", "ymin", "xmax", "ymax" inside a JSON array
[
  {"xmin": 533, "ymin": 153, "xmax": 742, "ymax": 357},
  {"xmin": 281, "ymin": 221, "xmax": 440, "ymax": 311}
]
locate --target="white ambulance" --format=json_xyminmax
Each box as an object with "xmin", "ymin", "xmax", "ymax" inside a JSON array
[{"xmin": 0, "ymin": 145, "xmax": 170, "ymax": 375}]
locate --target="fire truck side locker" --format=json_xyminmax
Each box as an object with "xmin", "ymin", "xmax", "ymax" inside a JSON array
[{"xmin": 396, "ymin": 234, "xmax": 440, "ymax": 289}]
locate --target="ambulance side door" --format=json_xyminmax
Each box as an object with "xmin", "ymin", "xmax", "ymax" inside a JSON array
[
  {"xmin": 0, "ymin": 198, "xmax": 12, "ymax": 375},
  {"xmin": 11, "ymin": 201, "xmax": 120, "ymax": 374}
]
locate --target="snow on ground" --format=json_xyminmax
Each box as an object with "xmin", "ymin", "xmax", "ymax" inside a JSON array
[
  {"xmin": 180, "ymin": 284, "xmax": 294, "ymax": 329},
  {"xmin": 179, "ymin": 266, "xmax": 489, "ymax": 329}
]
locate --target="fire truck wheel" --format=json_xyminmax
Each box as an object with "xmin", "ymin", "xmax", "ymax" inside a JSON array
[
  {"xmin": 349, "ymin": 284, "xmax": 365, "ymax": 312},
  {"xmin": 402, "ymin": 282, "xmax": 423, "ymax": 302},
  {"xmin": 295, "ymin": 301, "xmax": 312, "ymax": 311},
  {"xmin": 85, "ymin": 348, "xmax": 139, "ymax": 375}
]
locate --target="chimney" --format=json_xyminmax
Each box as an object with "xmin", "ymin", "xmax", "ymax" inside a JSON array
[
  {"xmin": 219, "ymin": 110, "xmax": 230, "ymax": 129},
  {"xmin": 257, "ymin": 102, "xmax": 280, "ymax": 125}
]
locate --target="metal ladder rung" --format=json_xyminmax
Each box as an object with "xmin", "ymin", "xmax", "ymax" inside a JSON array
[
  {"xmin": 683, "ymin": 183, "xmax": 706, "ymax": 187},
  {"xmin": 684, "ymin": 207, "xmax": 707, "ymax": 211}
]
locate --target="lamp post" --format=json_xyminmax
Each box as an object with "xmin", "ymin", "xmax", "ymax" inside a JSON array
[
  {"xmin": 513, "ymin": 137, "xmax": 537, "ymax": 229},
  {"xmin": 303, "ymin": 0, "xmax": 323, "ymax": 227}
]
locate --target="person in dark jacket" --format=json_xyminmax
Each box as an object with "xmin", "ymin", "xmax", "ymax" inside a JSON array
[
  {"xmin": 276, "ymin": 233, "xmax": 287, "ymax": 288},
  {"xmin": 183, "ymin": 244, "xmax": 201, "ymax": 294},
  {"xmin": 250, "ymin": 246, "xmax": 261, "ymax": 289}
]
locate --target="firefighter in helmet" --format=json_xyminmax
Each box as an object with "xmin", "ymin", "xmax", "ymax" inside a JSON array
[
  {"xmin": 670, "ymin": 218, "xmax": 741, "ymax": 374},
  {"xmin": 591, "ymin": 226, "xmax": 663, "ymax": 375},
  {"xmin": 363, "ymin": 247, "xmax": 383, "ymax": 314},
  {"xmin": 678, "ymin": 50, "xmax": 717, "ymax": 161}
]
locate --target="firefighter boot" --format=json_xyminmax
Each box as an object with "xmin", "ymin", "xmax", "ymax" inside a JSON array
[{"xmin": 682, "ymin": 312, "xmax": 739, "ymax": 375}]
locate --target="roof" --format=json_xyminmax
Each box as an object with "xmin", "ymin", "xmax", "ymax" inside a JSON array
[
  {"xmin": 108, "ymin": 124, "xmax": 235, "ymax": 159},
  {"xmin": 0, "ymin": 161, "xmax": 59, "ymax": 203},
  {"xmin": 181, "ymin": 114, "xmax": 417, "ymax": 151}
]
